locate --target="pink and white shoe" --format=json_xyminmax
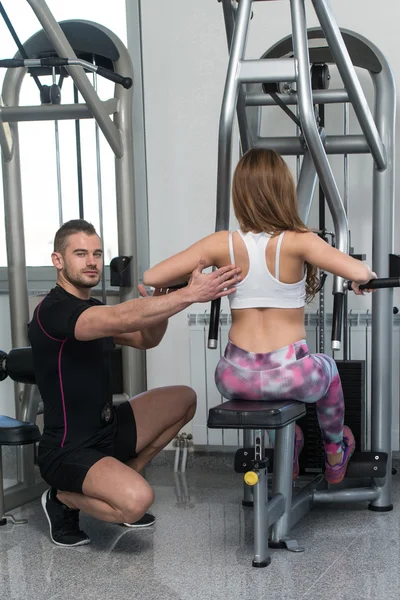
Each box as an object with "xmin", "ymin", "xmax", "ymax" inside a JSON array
[{"xmin": 324, "ymin": 426, "xmax": 355, "ymax": 484}]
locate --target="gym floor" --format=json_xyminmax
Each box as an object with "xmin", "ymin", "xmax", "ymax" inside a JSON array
[{"xmin": 1, "ymin": 457, "xmax": 400, "ymax": 600}]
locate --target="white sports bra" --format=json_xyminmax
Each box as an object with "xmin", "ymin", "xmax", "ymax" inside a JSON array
[{"xmin": 228, "ymin": 230, "xmax": 306, "ymax": 310}]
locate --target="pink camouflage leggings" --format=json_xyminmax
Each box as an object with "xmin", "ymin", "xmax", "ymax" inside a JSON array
[{"xmin": 215, "ymin": 339, "xmax": 344, "ymax": 454}]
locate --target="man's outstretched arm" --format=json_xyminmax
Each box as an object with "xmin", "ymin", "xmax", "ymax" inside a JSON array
[
  {"xmin": 114, "ymin": 285, "xmax": 169, "ymax": 350},
  {"xmin": 74, "ymin": 260, "xmax": 241, "ymax": 342}
]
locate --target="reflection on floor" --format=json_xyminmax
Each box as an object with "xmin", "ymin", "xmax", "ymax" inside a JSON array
[{"xmin": 1, "ymin": 459, "xmax": 400, "ymax": 600}]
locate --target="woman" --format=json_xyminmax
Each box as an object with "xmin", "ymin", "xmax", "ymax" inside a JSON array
[{"xmin": 144, "ymin": 148, "xmax": 375, "ymax": 484}]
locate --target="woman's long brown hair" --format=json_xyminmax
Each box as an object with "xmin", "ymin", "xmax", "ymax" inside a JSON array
[{"xmin": 232, "ymin": 148, "xmax": 319, "ymax": 302}]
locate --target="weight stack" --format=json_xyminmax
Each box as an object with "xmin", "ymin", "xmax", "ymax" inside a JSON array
[{"xmin": 298, "ymin": 360, "xmax": 365, "ymax": 475}]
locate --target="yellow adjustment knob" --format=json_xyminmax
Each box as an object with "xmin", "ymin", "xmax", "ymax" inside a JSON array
[{"xmin": 244, "ymin": 471, "xmax": 259, "ymax": 486}]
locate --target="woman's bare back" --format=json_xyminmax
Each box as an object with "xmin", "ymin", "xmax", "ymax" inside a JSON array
[{"xmin": 215, "ymin": 230, "xmax": 306, "ymax": 353}]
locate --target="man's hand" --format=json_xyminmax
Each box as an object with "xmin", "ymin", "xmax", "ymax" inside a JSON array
[{"xmin": 183, "ymin": 259, "xmax": 241, "ymax": 303}]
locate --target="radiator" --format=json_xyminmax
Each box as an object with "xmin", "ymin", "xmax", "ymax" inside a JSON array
[{"xmin": 188, "ymin": 312, "xmax": 400, "ymax": 451}]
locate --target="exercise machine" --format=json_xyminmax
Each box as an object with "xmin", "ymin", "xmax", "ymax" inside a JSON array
[{"xmin": 208, "ymin": 0, "xmax": 396, "ymax": 567}]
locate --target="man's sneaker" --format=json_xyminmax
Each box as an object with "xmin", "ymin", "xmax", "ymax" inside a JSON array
[
  {"xmin": 41, "ymin": 488, "xmax": 90, "ymax": 547},
  {"xmin": 121, "ymin": 513, "xmax": 156, "ymax": 528},
  {"xmin": 292, "ymin": 424, "xmax": 304, "ymax": 481},
  {"xmin": 324, "ymin": 426, "xmax": 356, "ymax": 485}
]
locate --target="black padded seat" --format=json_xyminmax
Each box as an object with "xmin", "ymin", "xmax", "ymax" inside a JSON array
[
  {"xmin": 0, "ymin": 416, "xmax": 40, "ymax": 445},
  {"xmin": 208, "ymin": 400, "xmax": 306, "ymax": 430}
]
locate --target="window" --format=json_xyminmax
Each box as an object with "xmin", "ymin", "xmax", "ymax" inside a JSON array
[{"xmin": 0, "ymin": 0, "xmax": 127, "ymax": 266}]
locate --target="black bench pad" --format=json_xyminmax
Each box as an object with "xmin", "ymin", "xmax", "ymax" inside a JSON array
[
  {"xmin": 208, "ymin": 400, "xmax": 306, "ymax": 430},
  {"xmin": 0, "ymin": 416, "xmax": 40, "ymax": 445}
]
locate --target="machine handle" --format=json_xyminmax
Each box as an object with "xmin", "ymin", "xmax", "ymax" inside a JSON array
[
  {"xmin": 0, "ymin": 58, "xmax": 133, "ymax": 89},
  {"xmin": 0, "ymin": 58, "xmax": 24, "ymax": 68},
  {"xmin": 208, "ymin": 298, "xmax": 221, "ymax": 349},
  {"xmin": 331, "ymin": 292, "xmax": 343, "ymax": 351},
  {"xmin": 96, "ymin": 65, "xmax": 133, "ymax": 89},
  {"xmin": 347, "ymin": 277, "xmax": 400, "ymax": 290}
]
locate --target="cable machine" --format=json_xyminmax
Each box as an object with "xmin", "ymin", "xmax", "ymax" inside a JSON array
[{"xmin": 207, "ymin": 0, "xmax": 396, "ymax": 567}]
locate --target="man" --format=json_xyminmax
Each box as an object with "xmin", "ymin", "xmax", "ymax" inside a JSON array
[{"xmin": 29, "ymin": 219, "xmax": 241, "ymax": 547}]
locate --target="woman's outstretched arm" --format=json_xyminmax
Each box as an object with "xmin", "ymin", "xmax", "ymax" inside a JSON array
[
  {"xmin": 143, "ymin": 231, "xmax": 229, "ymax": 288},
  {"xmin": 295, "ymin": 231, "xmax": 375, "ymax": 284}
]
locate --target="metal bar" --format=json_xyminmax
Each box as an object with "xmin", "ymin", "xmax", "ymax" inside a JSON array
[
  {"xmin": 243, "ymin": 429, "xmax": 254, "ymax": 504},
  {"xmin": 1, "ymin": 65, "xmax": 35, "ymax": 486},
  {"xmin": 125, "ymin": 0, "xmax": 150, "ymax": 278},
  {"xmin": 1, "ymin": 71, "xmax": 30, "ymax": 361},
  {"xmin": 311, "ymin": 0, "xmax": 386, "ymax": 171},
  {"xmin": 221, "ymin": 0, "xmax": 254, "ymax": 152},
  {"xmin": 54, "ymin": 118, "xmax": 62, "ymax": 225},
  {"xmin": 369, "ymin": 44, "xmax": 396, "ymax": 509},
  {"xmin": 314, "ymin": 487, "xmax": 380, "ymax": 504},
  {"xmin": 290, "ymin": 0, "xmax": 348, "ymax": 303},
  {"xmin": 295, "ymin": 104, "xmax": 301, "ymax": 180},
  {"xmin": 343, "ymin": 102, "xmax": 350, "ymax": 361},
  {"xmin": 252, "ymin": 430, "xmax": 269, "ymax": 567},
  {"xmin": 19, "ymin": 385, "xmax": 40, "ymax": 424},
  {"xmin": 26, "ymin": 0, "xmax": 123, "ymax": 157},
  {"xmin": 107, "ymin": 22, "xmax": 146, "ymax": 396},
  {"xmin": 0, "ymin": 99, "xmax": 118, "ymax": 122},
  {"xmin": 255, "ymin": 134, "xmax": 370, "ymax": 155},
  {"xmin": 73, "ymin": 85, "xmax": 84, "ymax": 219},
  {"xmin": 318, "ymin": 104, "xmax": 326, "ymax": 354},
  {"xmin": 267, "ymin": 493, "xmax": 285, "ymax": 525},
  {"xmin": 246, "ymin": 88, "xmax": 349, "ymax": 106},
  {"xmin": 238, "ymin": 58, "xmax": 297, "ymax": 83},
  {"xmin": 270, "ymin": 422, "xmax": 295, "ymax": 543},
  {"xmin": 93, "ymin": 65, "xmax": 107, "ymax": 306},
  {"xmin": 296, "ymin": 149, "xmax": 318, "ymax": 224},
  {"xmin": 0, "ymin": 99, "xmax": 13, "ymax": 161},
  {"xmin": 53, "ymin": 68, "xmax": 63, "ymax": 227},
  {"xmin": 0, "ymin": 449, "xmax": 5, "ymax": 519},
  {"xmin": 215, "ymin": 0, "xmax": 253, "ymax": 230},
  {"xmin": 221, "ymin": 0, "xmax": 235, "ymax": 47},
  {"xmin": 289, "ymin": 475, "xmax": 326, "ymax": 529}
]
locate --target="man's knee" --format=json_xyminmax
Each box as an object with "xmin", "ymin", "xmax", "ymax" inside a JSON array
[
  {"xmin": 179, "ymin": 385, "xmax": 197, "ymax": 420},
  {"xmin": 119, "ymin": 481, "xmax": 155, "ymax": 523}
]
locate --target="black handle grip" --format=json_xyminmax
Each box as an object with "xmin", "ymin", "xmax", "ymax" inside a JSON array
[
  {"xmin": 331, "ymin": 293, "xmax": 343, "ymax": 350},
  {"xmin": 0, "ymin": 59, "xmax": 24, "ymax": 68},
  {"xmin": 208, "ymin": 298, "xmax": 221, "ymax": 349},
  {"xmin": 0, "ymin": 58, "xmax": 69, "ymax": 68},
  {"xmin": 348, "ymin": 277, "xmax": 400, "ymax": 290},
  {"xmin": 96, "ymin": 65, "xmax": 133, "ymax": 89},
  {"xmin": 167, "ymin": 282, "xmax": 188, "ymax": 291}
]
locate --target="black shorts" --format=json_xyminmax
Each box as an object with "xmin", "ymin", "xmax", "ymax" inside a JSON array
[{"xmin": 38, "ymin": 401, "xmax": 138, "ymax": 494}]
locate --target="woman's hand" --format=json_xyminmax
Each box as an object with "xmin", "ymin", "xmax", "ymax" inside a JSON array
[{"xmin": 351, "ymin": 271, "xmax": 378, "ymax": 295}]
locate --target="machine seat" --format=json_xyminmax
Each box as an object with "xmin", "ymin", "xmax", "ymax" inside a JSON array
[
  {"xmin": 0, "ymin": 416, "xmax": 40, "ymax": 446},
  {"xmin": 207, "ymin": 399, "xmax": 306, "ymax": 430}
]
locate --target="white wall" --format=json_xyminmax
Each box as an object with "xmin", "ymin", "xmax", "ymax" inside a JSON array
[{"xmin": 142, "ymin": 0, "xmax": 400, "ymax": 398}]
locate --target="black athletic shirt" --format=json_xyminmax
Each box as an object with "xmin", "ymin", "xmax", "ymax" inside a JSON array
[{"xmin": 29, "ymin": 285, "xmax": 115, "ymax": 450}]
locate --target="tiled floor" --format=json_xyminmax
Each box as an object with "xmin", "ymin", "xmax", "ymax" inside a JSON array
[{"xmin": 1, "ymin": 463, "xmax": 400, "ymax": 600}]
